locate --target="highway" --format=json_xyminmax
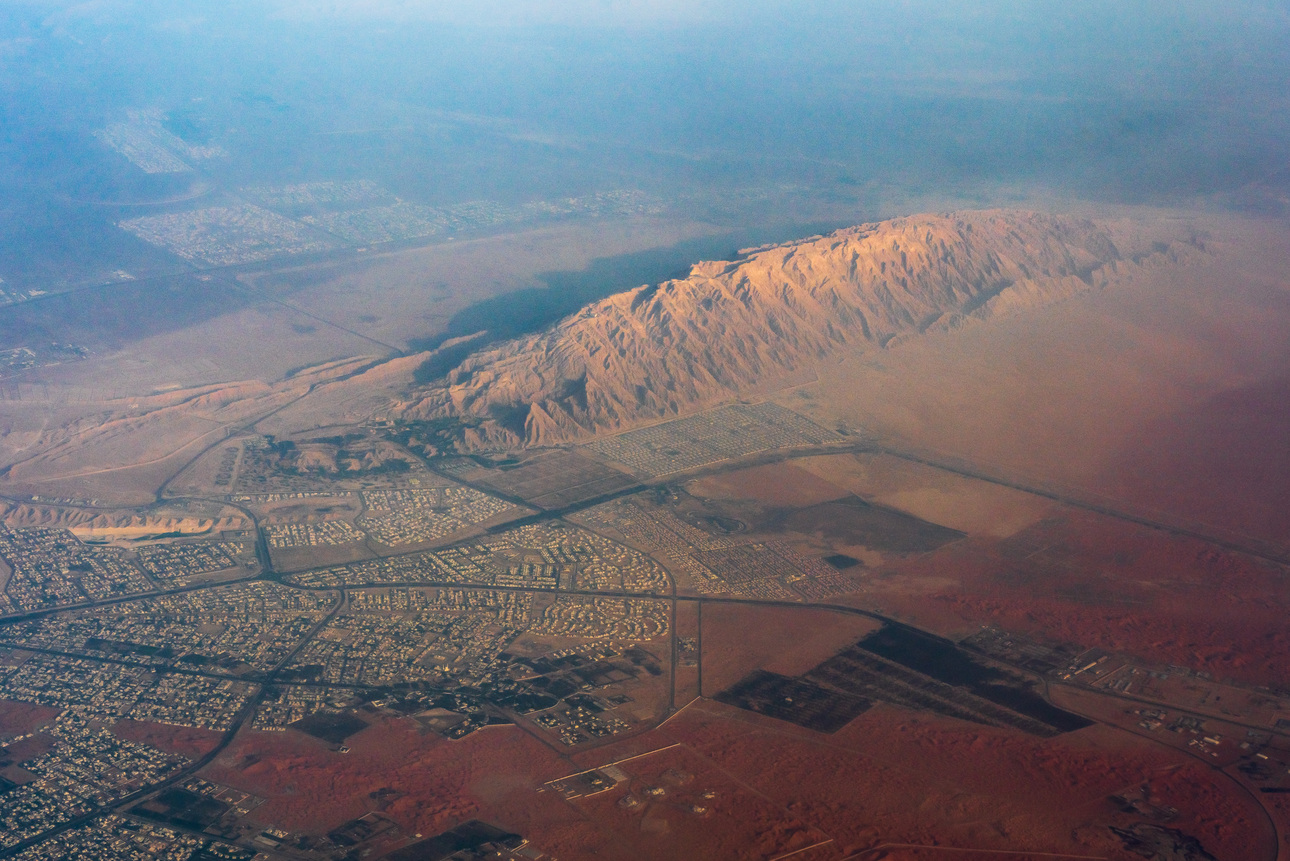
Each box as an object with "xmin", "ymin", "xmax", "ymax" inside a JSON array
[{"xmin": 1, "ymin": 434, "xmax": 1287, "ymax": 860}]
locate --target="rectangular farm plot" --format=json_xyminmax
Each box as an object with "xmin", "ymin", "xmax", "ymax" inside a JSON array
[
  {"xmin": 290, "ymin": 711, "xmax": 370, "ymax": 745},
  {"xmin": 715, "ymin": 669, "xmax": 872, "ymax": 733},
  {"xmin": 717, "ymin": 625, "xmax": 1091, "ymax": 737},
  {"xmin": 781, "ymin": 496, "xmax": 965, "ymax": 554},
  {"xmin": 468, "ymin": 450, "xmax": 639, "ymax": 510},
  {"xmin": 574, "ymin": 499, "xmax": 862, "ymax": 599}
]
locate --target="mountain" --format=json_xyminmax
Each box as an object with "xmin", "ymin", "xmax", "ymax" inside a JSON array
[{"xmin": 396, "ymin": 209, "xmax": 1199, "ymax": 449}]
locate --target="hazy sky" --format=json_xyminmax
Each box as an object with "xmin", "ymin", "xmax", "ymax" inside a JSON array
[{"xmin": 2, "ymin": 0, "xmax": 1288, "ymax": 218}]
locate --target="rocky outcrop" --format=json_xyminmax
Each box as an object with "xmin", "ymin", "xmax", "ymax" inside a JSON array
[{"xmin": 398, "ymin": 209, "xmax": 1192, "ymax": 448}]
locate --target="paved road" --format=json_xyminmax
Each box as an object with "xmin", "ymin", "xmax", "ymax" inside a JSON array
[{"xmin": 2, "ymin": 436, "xmax": 1287, "ymax": 860}]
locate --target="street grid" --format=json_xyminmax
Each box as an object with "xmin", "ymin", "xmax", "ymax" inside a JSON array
[{"xmin": 1, "ymin": 401, "xmax": 1283, "ymax": 859}]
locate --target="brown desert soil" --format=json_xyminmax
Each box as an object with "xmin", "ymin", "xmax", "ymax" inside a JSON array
[
  {"xmin": 1100, "ymin": 373, "xmax": 1290, "ymax": 543},
  {"xmin": 239, "ymin": 216, "xmax": 718, "ymax": 351},
  {"xmin": 685, "ymin": 462, "xmax": 850, "ymax": 508},
  {"xmin": 0, "ymin": 699, "xmax": 60, "ymax": 737},
  {"xmin": 793, "ymin": 452, "xmax": 1057, "ymax": 539},
  {"xmin": 112, "ymin": 718, "xmax": 225, "ymax": 759},
  {"xmin": 867, "ymin": 509, "xmax": 1290, "ymax": 685},
  {"xmin": 802, "ymin": 213, "xmax": 1290, "ymax": 552},
  {"xmin": 0, "ymin": 360, "xmax": 372, "ymax": 505},
  {"xmin": 0, "ymin": 207, "xmax": 1284, "ymax": 859},
  {"xmin": 0, "ymin": 217, "xmax": 714, "ymax": 506},
  {"xmin": 400, "ymin": 209, "xmax": 1171, "ymax": 449},
  {"xmin": 701, "ymin": 603, "xmax": 881, "ymax": 696},
  {"xmin": 672, "ymin": 599, "xmax": 701, "ymax": 706},
  {"xmin": 566, "ymin": 740, "xmax": 832, "ymax": 861},
  {"xmin": 655, "ymin": 700, "xmax": 1270, "ymax": 861},
  {"xmin": 255, "ymin": 497, "xmax": 363, "ymax": 522},
  {"xmin": 1263, "ymin": 790, "xmax": 1290, "ymax": 861},
  {"xmin": 199, "ymin": 718, "xmax": 623, "ymax": 855},
  {"xmin": 1, "ymin": 502, "xmax": 249, "ymax": 534},
  {"xmin": 269, "ymin": 542, "xmax": 375, "ymax": 572}
]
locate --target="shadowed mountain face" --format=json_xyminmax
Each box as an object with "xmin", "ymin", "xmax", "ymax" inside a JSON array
[{"xmin": 398, "ymin": 209, "xmax": 1196, "ymax": 448}]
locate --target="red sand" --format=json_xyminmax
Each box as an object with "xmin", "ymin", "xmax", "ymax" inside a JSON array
[
  {"xmin": 112, "ymin": 718, "xmax": 225, "ymax": 759},
  {"xmin": 1103, "ymin": 374, "xmax": 1290, "ymax": 543},
  {"xmin": 570, "ymin": 742, "xmax": 828, "ymax": 860},
  {"xmin": 701, "ymin": 603, "xmax": 881, "ymax": 696},
  {"xmin": 657, "ymin": 700, "xmax": 1270, "ymax": 861},
  {"xmin": 193, "ymin": 706, "xmax": 1268, "ymax": 860},
  {"xmin": 870, "ymin": 510, "xmax": 1290, "ymax": 685},
  {"xmin": 0, "ymin": 699, "xmax": 59, "ymax": 738},
  {"xmin": 197, "ymin": 717, "xmax": 643, "ymax": 859},
  {"xmin": 687, "ymin": 462, "xmax": 850, "ymax": 508}
]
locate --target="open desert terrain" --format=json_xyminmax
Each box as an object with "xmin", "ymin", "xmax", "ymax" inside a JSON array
[
  {"xmin": 2, "ymin": 205, "xmax": 1288, "ymax": 861},
  {"xmin": 3, "ymin": 4, "xmax": 1288, "ymax": 857}
]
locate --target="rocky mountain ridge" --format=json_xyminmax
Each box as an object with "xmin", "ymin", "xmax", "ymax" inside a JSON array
[{"xmin": 397, "ymin": 209, "xmax": 1200, "ymax": 449}]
